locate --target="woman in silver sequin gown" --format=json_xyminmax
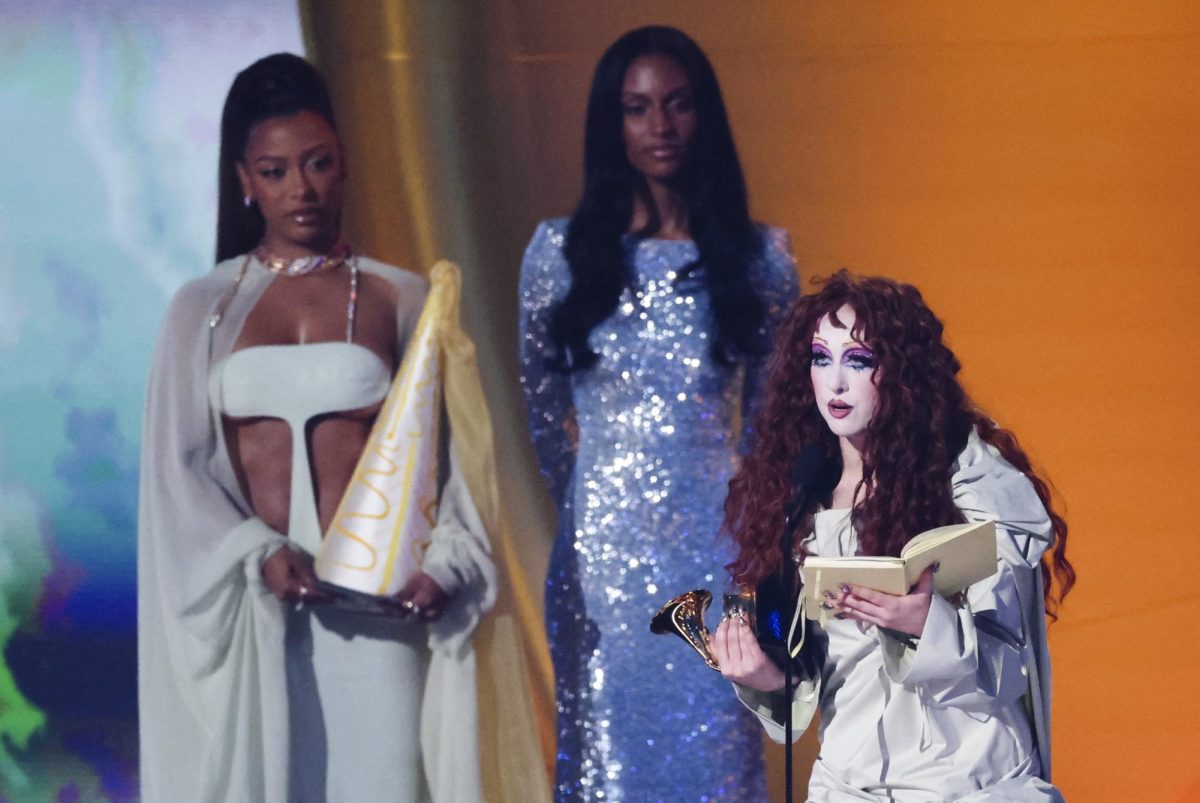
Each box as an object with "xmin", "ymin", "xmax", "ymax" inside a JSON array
[{"xmin": 518, "ymin": 27, "xmax": 798, "ymax": 802}]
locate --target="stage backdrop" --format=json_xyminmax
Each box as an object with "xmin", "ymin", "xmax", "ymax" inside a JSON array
[
  {"xmin": 3, "ymin": 1, "xmax": 1198, "ymax": 800},
  {"xmin": 0, "ymin": 1, "xmax": 303, "ymax": 797},
  {"xmin": 303, "ymin": 2, "xmax": 1200, "ymax": 801}
]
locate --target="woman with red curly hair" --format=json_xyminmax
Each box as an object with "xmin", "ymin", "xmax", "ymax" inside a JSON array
[{"xmin": 709, "ymin": 271, "xmax": 1074, "ymax": 801}]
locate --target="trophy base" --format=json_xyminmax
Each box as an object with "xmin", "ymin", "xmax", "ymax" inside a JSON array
[{"xmin": 314, "ymin": 581, "xmax": 409, "ymax": 618}]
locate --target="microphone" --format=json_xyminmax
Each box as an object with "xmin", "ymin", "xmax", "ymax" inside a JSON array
[
  {"xmin": 784, "ymin": 444, "xmax": 831, "ymax": 524},
  {"xmin": 756, "ymin": 444, "xmax": 832, "ymax": 669},
  {"xmin": 780, "ymin": 445, "xmax": 832, "ymax": 609}
]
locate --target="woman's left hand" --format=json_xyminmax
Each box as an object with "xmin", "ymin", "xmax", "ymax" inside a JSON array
[
  {"xmin": 832, "ymin": 564, "xmax": 936, "ymax": 637},
  {"xmin": 393, "ymin": 572, "xmax": 450, "ymax": 621}
]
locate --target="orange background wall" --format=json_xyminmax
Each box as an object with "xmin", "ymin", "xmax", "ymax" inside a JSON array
[
  {"xmin": 308, "ymin": 2, "xmax": 1200, "ymax": 800},
  {"xmin": 714, "ymin": 5, "xmax": 1200, "ymax": 798}
]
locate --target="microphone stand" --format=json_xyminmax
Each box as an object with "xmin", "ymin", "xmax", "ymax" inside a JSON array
[
  {"xmin": 779, "ymin": 499, "xmax": 806, "ymax": 803},
  {"xmin": 777, "ymin": 443, "xmax": 828, "ymax": 803}
]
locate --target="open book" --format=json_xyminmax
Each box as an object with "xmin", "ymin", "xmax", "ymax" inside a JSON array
[{"xmin": 799, "ymin": 519, "xmax": 998, "ymax": 623}]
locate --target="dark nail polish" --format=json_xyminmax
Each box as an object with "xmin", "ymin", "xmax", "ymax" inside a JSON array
[
  {"xmin": 823, "ymin": 590, "xmax": 836, "ymax": 599},
  {"xmin": 820, "ymin": 601, "xmax": 834, "ymax": 610},
  {"xmin": 840, "ymin": 584, "xmax": 850, "ymax": 593}
]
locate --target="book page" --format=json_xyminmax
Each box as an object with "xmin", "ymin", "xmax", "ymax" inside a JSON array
[
  {"xmin": 800, "ymin": 520, "xmax": 999, "ymax": 625},
  {"xmin": 900, "ymin": 520, "xmax": 987, "ymax": 559},
  {"xmin": 901, "ymin": 519, "xmax": 998, "ymax": 593}
]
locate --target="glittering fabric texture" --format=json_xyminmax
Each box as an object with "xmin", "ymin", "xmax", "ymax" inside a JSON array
[{"xmin": 519, "ymin": 218, "xmax": 798, "ymax": 802}]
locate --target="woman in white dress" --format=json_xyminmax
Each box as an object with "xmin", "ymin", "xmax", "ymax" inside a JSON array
[
  {"xmin": 710, "ymin": 271, "xmax": 1075, "ymax": 802},
  {"xmin": 137, "ymin": 53, "xmax": 494, "ymax": 802}
]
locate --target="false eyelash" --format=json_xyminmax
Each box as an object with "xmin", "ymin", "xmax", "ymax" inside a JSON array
[{"xmin": 844, "ymin": 349, "xmax": 875, "ymax": 370}]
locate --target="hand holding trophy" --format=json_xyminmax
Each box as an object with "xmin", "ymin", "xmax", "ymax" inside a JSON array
[
  {"xmin": 653, "ymin": 446, "xmax": 834, "ymax": 674},
  {"xmin": 650, "ymin": 580, "xmax": 821, "ymax": 678},
  {"xmin": 650, "ymin": 589, "xmax": 753, "ymax": 671}
]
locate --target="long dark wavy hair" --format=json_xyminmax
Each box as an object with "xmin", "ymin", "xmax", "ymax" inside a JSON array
[
  {"xmin": 723, "ymin": 271, "xmax": 1076, "ymax": 617},
  {"xmin": 547, "ymin": 25, "xmax": 767, "ymax": 371},
  {"xmin": 215, "ymin": 53, "xmax": 338, "ymax": 262}
]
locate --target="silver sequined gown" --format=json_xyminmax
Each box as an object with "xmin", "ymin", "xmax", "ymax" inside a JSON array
[{"xmin": 519, "ymin": 218, "xmax": 798, "ymax": 802}]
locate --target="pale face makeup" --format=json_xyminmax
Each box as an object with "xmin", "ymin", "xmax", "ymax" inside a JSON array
[{"xmin": 810, "ymin": 304, "xmax": 879, "ymax": 451}]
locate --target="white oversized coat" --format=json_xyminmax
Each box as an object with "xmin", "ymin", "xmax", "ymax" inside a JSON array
[{"xmin": 738, "ymin": 432, "xmax": 1062, "ymax": 802}]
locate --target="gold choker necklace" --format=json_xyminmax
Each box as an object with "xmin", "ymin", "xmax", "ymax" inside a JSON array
[
  {"xmin": 256, "ymin": 242, "xmax": 352, "ymax": 277},
  {"xmin": 214, "ymin": 247, "xmax": 360, "ymax": 341}
]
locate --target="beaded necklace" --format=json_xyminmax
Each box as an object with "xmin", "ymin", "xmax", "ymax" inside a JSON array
[
  {"xmin": 209, "ymin": 247, "xmax": 359, "ymax": 343},
  {"xmin": 255, "ymin": 241, "xmax": 351, "ymax": 277}
]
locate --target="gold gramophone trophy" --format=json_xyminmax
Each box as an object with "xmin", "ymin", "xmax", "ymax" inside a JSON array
[{"xmin": 649, "ymin": 589, "xmax": 757, "ymax": 671}]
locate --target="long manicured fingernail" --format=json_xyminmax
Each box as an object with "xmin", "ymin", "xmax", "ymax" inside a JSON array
[
  {"xmin": 933, "ymin": 561, "xmax": 941, "ymax": 573},
  {"xmin": 835, "ymin": 613, "xmax": 846, "ymax": 620},
  {"xmin": 823, "ymin": 590, "xmax": 836, "ymax": 600},
  {"xmin": 840, "ymin": 584, "xmax": 850, "ymax": 593},
  {"xmin": 820, "ymin": 601, "xmax": 834, "ymax": 610}
]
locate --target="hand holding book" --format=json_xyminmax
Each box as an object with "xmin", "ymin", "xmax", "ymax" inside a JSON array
[
  {"xmin": 823, "ymin": 564, "xmax": 938, "ymax": 637},
  {"xmin": 800, "ymin": 519, "xmax": 998, "ymax": 630}
]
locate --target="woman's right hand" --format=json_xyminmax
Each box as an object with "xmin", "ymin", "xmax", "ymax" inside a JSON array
[
  {"xmin": 709, "ymin": 615, "xmax": 786, "ymax": 693},
  {"xmin": 261, "ymin": 546, "xmax": 328, "ymax": 604}
]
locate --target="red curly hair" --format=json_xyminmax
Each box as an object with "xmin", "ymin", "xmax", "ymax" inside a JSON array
[{"xmin": 723, "ymin": 271, "xmax": 1075, "ymax": 617}]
